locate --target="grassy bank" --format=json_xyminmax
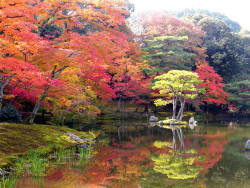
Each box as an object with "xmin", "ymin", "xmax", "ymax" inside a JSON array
[{"xmin": 0, "ymin": 123, "xmax": 95, "ymax": 167}]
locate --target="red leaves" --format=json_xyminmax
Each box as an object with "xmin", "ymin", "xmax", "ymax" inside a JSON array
[
  {"xmin": 81, "ymin": 64, "xmax": 115, "ymax": 101},
  {"xmin": 9, "ymin": 89, "xmax": 39, "ymax": 106},
  {"xmin": 112, "ymin": 73, "xmax": 150, "ymax": 103},
  {"xmin": 193, "ymin": 133, "xmax": 229, "ymax": 172},
  {"xmin": 196, "ymin": 63, "xmax": 231, "ymax": 105},
  {"xmin": 0, "ymin": 0, "xmax": 136, "ymax": 115}
]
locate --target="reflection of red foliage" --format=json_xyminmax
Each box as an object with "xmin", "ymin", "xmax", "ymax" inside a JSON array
[
  {"xmin": 193, "ymin": 132, "xmax": 229, "ymax": 172},
  {"xmin": 77, "ymin": 137, "xmax": 153, "ymax": 186},
  {"xmin": 46, "ymin": 169, "xmax": 64, "ymax": 181}
]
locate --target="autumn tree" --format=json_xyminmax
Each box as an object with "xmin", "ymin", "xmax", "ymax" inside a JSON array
[
  {"xmin": 0, "ymin": 58, "xmax": 48, "ymax": 112},
  {"xmin": 0, "ymin": 0, "xmax": 145, "ymax": 124},
  {"xmin": 134, "ymin": 12, "xmax": 207, "ymax": 64},
  {"xmin": 106, "ymin": 32, "xmax": 149, "ymax": 113},
  {"xmin": 0, "ymin": 0, "xmax": 49, "ymax": 111},
  {"xmin": 152, "ymin": 70, "xmax": 205, "ymax": 121},
  {"xmin": 195, "ymin": 64, "xmax": 231, "ymax": 110},
  {"xmin": 26, "ymin": 0, "xmax": 134, "ymax": 123},
  {"xmin": 129, "ymin": 13, "xmax": 208, "ymax": 113}
]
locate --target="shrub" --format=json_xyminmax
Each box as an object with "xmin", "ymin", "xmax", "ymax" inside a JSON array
[{"xmin": 0, "ymin": 106, "xmax": 22, "ymax": 123}]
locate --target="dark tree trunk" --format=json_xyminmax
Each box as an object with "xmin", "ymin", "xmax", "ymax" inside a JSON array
[
  {"xmin": 28, "ymin": 65, "xmax": 68, "ymax": 124},
  {"xmin": 144, "ymin": 103, "xmax": 149, "ymax": 114},
  {"xmin": 28, "ymin": 88, "xmax": 49, "ymax": 124},
  {"xmin": 0, "ymin": 70, "xmax": 15, "ymax": 111},
  {"xmin": 135, "ymin": 103, "xmax": 140, "ymax": 112},
  {"xmin": 122, "ymin": 100, "xmax": 127, "ymax": 113}
]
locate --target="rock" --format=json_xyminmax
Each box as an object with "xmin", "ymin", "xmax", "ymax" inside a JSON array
[
  {"xmin": 0, "ymin": 168, "xmax": 7, "ymax": 177},
  {"xmin": 189, "ymin": 117, "xmax": 195, "ymax": 124},
  {"xmin": 189, "ymin": 123, "xmax": 195, "ymax": 130},
  {"xmin": 65, "ymin": 133, "xmax": 87, "ymax": 143},
  {"xmin": 149, "ymin": 116, "xmax": 158, "ymax": 122},
  {"xmin": 245, "ymin": 152, "xmax": 250, "ymax": 160},
  {"xmin": 158, "ymin": 121, "xmax": 163, "ymax": 127},
  {"xmin": 194, "ymin": 121, "xmax": 198, "ymax": 126},
  {"xmin": 170, "ymin": 121, "xmax": 175, "ymax": 126},
  {"xmin": 80, "ymin": 144, "xmax": 89, "ymax": 149},
  {"xmin": 189, "ymin": 117, "xmax": 197, "ymax": 129},
  {"xmin": 149, "ymin": 122, "xmax": 157, "ymax": 127},
  {"xmin": 245, "ymin": 139, "xmax": 250, "ymax": 151}
]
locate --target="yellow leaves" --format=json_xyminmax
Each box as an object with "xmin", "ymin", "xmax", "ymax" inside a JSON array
[
  {"xmin": 3, "ymin": 94, "xmax": 15, "ymax": 100},
  {"xmin": 151, "ymin": 153, "xmax": 202, "ymax": 179},
  {"xmin": 153, "ymin": 141, "xmax": 172, "ymax": 148},
  {"xmin": 64, "ymin": 99, "xmax": 72, "ymax": 107},
  {"xmin": 86, "ymin": 105, "xmax": 101, "ymax": 115},
  {"xmin": 154, "ymin": 98, "xmax": 172, "ymax": 106},
  {"xmin": 153, "ymin": 70, "xmax": 203, "ymax": 97}
]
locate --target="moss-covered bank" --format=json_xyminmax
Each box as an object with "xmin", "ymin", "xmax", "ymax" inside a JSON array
[{"xmin": 0, "ymin": 123, "xmax": 95, "ymax": 167}]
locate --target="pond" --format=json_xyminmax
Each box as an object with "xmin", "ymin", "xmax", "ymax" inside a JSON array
[{"xmin": 4, "ymin": 119, "xmax": 250, "ymax": 187}]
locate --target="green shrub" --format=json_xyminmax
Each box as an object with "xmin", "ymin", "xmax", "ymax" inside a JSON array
[{"xmin": 0, "ymin": 106, "xmax": 22, "ymax": 123}]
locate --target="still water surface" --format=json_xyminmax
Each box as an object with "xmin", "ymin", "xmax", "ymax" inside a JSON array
[{"xmin": 16, "ymin": 120, "xmax": 250, "ymax": 187}]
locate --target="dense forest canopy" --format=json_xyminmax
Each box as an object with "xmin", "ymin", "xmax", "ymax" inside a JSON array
[
  {"xmin": 0, "ymin": 0, "xmax": 249, "ymax": 124},
  {"xmin": 164, "ymin": 9, "xmax": 242, "ymax": 33}
]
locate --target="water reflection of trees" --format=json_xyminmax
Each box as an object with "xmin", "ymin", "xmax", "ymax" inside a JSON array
[
  {"xmin": 17, "ymin": 122, "xmax": 233, "ymax": 187},
  {"xmin": 114, "ymin": 121, "xmax": 231, "ymax": 181},
  {"xmin": 42, "ymin": 136, "xmax": 154, "ymax": 187},
  {"xmin": 151, "ymin": 150, "xmax": 202, "ymax": 179},
  {"xmin": 148, "ymin": 123, "xmax": 231, "ymax": 183},
  {"xmin": 150, "ymin": 123, "xmax": 202, "ymax": 180}
]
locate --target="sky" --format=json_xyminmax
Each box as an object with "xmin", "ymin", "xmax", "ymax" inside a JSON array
[{"xmin": 129, "ymin": 0, "xmax": 250, "ymax": 31}]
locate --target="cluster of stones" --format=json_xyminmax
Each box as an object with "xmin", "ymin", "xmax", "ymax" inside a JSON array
[
  {"xmin": 65, "ymin": 133, "xmax": 89, "ymax": 143},
  {"xmin": 149, "ymin": 116, "xmax": 197, "ymax": 129}
]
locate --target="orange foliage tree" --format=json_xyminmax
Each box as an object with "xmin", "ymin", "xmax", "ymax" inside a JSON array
[{"xmin": 0, "ymin": 0, "xmax": 144, "ymax": 123}]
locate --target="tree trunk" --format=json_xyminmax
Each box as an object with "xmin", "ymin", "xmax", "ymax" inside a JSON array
[
  {"xmin": 122, "ymin": 100, "xmax": 127, "ymax": 113},
  {"xmin": 117, "ymin": 96, "xmax": 122, "ymax": 112},
  {"xmin": 172, "ymin": 97, "xmax": 177, "ymax": 119},
  {"xmin": 0, "ymin": 70, "xmax": 15, "ymax": 111},
  {"xmin": 176, "ymin": 102, "xmax": 183, "ymax": 120},
  {"xmin": 176, "ymin": 97, "xmax": 186, "ymax": 121},
  {"xmin": 28, "ymin": 88, "xmax": 49, "ymax": 124},
  {"xmin": 28, "ymin": 65, "xmax": 68, "ymax": 124},
  {"xmin": 144, "ymin": 103, "xmax": 149, "ymax": 114},
  {"xmin": 179, "ymin": 100, "xmax": 186, "ymax": 121},
  {"xmin": 0, "ymin": 89, "xmax": 3, "ymax": 111},
  {"xmin": 135, "ymin": 103, "xmax": 140, "ymax": 112}
]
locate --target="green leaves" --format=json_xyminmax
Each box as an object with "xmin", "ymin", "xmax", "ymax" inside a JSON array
[
  {"xmin": 140, "ymin": 35, "xmax": 195, "ymax": 74},
  {"xmin": 225, "ymin": 80, "xmax": 250, "ymax": 112}
]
